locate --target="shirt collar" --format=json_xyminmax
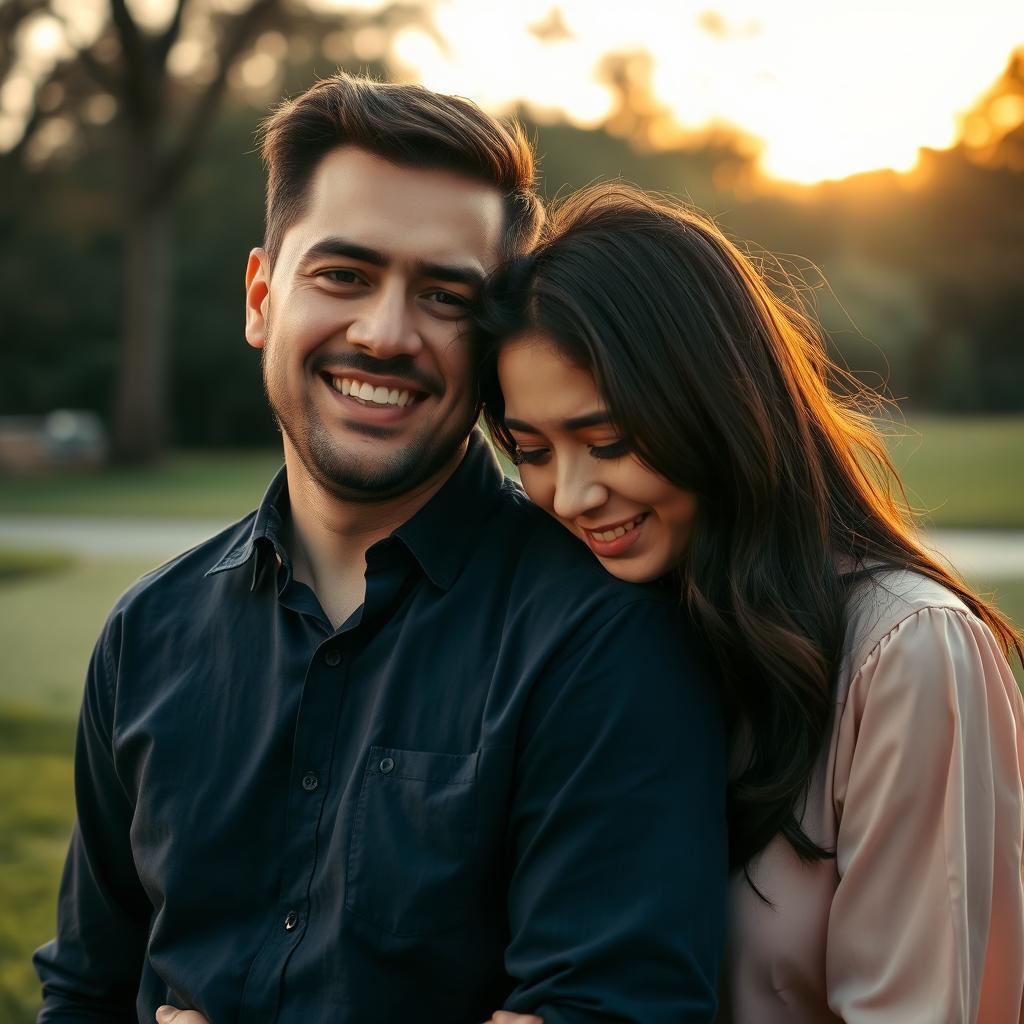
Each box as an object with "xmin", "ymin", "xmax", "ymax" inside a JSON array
[
  {"xmin": 205, "ymin": 430, "xmax": 505, "ymax": 592},
  {"xmin": 205, "ymin": 465, "xmax": 288, "ymax": 587}
]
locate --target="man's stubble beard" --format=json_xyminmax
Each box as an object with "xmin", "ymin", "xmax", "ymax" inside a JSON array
[{"xmin": 260, "ymin": 325, "xmax": 479, "ymax": 503}]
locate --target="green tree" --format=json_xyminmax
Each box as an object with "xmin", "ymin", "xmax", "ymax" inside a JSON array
[{"xmin": 1, "ymin": 0, "xmax": 431, "ymax": 462}]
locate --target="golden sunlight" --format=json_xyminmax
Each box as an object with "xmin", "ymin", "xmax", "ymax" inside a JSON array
[{"xmin": 385, "ymin": 0, "xmax": 1024, "ymax": 185}]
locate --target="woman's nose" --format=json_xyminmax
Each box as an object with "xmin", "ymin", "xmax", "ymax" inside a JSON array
[{"xmin": 551, "ymin": 462, "xmax": 609, "ymax": 521}]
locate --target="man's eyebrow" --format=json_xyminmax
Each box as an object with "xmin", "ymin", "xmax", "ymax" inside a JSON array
[
  {"xmin": 296, "ymin": 238, "xmax": 483, "ymax": 290},
  {"xmin": 298, "ymin": 237, "xmax": 388, "ymax": 269},
  {"xmin": 416, "ymin": 261, "xmax": 485, "ymax": 289},
  {"xmin": 504, "ymin": 411, "xmax": 612, "ymax": 434}
]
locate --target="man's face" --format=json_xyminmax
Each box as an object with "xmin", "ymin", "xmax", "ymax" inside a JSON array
[{"xmin": 244, "ymin": 147, "xmax": 504, "ymax": 500}]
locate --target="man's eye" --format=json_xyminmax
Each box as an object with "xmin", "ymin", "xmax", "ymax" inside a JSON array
[
  {"xmin": 427, "ymin": 290, "xmax": 468, "ymax": 308},
  {"xmin": 321, "ymin": 269, "xmax": 361, "ymax": 285},
  {"xmin": 589, "ymin": 439, "xmax": 631, "ymax": 460},
  {"xmin": 512, "ymin": 447, "xmax": 549, "ymax": 466}
]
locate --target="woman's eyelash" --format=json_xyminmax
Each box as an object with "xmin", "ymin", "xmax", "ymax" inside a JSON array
[
  {"xmin": 511, "ymin": 439, "xmax": 630, "ymax": 465},
  {"xmin": 589, "ymin": 439, "xmax": 632, "ymax": 459},
  {"xmin": 511, "ymin": 447, "xmax": 548, "ymax": 466}
]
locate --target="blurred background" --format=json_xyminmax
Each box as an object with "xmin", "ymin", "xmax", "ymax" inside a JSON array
[{"xmin": 1, "ymin": 1, "xmax": 1022, "ymax": 1018}]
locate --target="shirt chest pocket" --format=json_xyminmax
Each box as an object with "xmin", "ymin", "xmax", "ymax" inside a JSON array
[{"xmin": 346, "ymin": 745, "xmax": 482, "ymax": 935}]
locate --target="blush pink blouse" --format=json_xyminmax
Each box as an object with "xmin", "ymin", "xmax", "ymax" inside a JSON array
[{"xmin": 722, "ymin": 570, "xmax": 1024, "ymax": 1023}]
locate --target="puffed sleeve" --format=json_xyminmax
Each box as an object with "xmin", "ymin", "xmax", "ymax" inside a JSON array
[{"xmin": 827, "ymin": 606, "xmax": 1024, "ymax": 1023}]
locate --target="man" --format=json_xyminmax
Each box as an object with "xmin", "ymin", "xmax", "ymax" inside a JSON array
[{"xmin": 35, "ymin": 73, "xmax": 727, "ymax": 1023}]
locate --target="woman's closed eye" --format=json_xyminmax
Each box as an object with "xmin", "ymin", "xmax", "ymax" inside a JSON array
[
  {"xmin": 589, "ymin": 438, "xmax": 632, "ymax": 460},
  {"xmin": 511, "ymin": 438, "xmax": 632, "ymax": 466},
  {"xmin": 512, "ymin": 446, "xmax": 549, "ymax": 466}
]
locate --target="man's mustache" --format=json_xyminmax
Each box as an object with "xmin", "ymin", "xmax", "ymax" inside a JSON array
[{"xmin": 309, "ymin": 351, "xmax": 444, "ymax": 396}]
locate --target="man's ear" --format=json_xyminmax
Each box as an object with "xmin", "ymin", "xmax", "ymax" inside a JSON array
[{"xmin": 244, "ymin": 248, "xmax": 271, "ymax": 350}]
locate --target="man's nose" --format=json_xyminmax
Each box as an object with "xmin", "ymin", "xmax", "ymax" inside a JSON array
[
  {"xmin": 346, "ymin": 283, "xmax": 421, "ymax": 359},
  {"xmin": 552, "ymin": 459, "xmax": 609, "ymax": 522}
]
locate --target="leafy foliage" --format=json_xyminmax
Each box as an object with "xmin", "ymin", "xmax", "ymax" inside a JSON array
[{"xmin": 2, "ymin": 33, "xmax": 1023, "ymax": 445}]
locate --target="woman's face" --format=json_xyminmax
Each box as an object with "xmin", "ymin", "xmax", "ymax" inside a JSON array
[{"xmin": 497, "ymin": 333, "xmax": 698, "ymax": 584}]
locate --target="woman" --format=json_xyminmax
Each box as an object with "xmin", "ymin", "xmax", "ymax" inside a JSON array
[{"xmin": 474, "ymin": 183, "xmax": 1024, "ymax": 1022}]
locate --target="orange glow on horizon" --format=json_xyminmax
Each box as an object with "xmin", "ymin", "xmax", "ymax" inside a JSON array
[{"xmin": 380, "ymin": 0, "xmax": 1024, "ymax": 186}]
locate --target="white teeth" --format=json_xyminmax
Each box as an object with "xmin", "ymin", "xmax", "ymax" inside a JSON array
[
  {"xmin": 590, "ymin": 516, "xmax": 643, "ymax": 543},
  {"xmin": 331, "ymin": 377, "xmax": 417, "ymax": 408}
]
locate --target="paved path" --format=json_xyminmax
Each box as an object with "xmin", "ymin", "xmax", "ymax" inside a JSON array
[
  {"xmin": 0, "ymin": 517, "xmax": 230, "ymax": 559},
  {"xmin": 1, "ymin": 517, "xmax": 1023, "ymax": 579}
]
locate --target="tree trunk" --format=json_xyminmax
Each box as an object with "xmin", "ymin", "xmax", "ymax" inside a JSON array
[{"xmin": 112, "ymin": 191, "xmax": 172, "ymax": 464}]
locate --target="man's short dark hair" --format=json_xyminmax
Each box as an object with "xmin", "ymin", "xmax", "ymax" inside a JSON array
[{"xmin": 258, "ymin": 71, "xmax": 544, "ymax": 263}]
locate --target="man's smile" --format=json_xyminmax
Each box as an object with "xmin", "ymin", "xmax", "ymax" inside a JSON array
[
  {"xmin": 317, "ymin": 370, "xmax": 431, "ymax": 426},
  {"xmin": 322, "ymin": 373, "xmax": 421, "ymax": 407}
]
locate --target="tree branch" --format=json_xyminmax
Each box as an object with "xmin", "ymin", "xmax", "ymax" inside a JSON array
[
  {"xmin": 153, "ymin": 0, "xmax": 280, "ymax": 200},
  {"xmin": 108, "ymin": 0, "xmax": 150, "ymax": 123},
  {"xmin": 155, "ymin": 0, "xmax": 193, "ymax": 69},
  {"xmin": 108, "ymin": 0, "xmax": 144, "ymax": 67},
  {"xmin": 0, "ymin": 0, "xmax": 53, "ymax": 81},
  {"xmin": 74, "ymin": 38, "xmax": 121, "ymax": 94},
  {"xmin": 6, "ymin": 102, "xmax": 43, "ymax": 163},
  {"xmin": 37, "ymin": 4, "xmax": 122, "ymax": 93}
]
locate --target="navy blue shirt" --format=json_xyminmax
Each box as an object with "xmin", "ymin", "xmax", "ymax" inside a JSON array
[{"xmin": 35, "ymin": 431, "xmax": 727, "ymax": 1023}]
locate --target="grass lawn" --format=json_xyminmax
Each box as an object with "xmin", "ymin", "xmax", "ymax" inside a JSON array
[
  {"xmin": 0, "ymin": 556, "xmax": 156, "ymax": 713},
  {"xmin": 883, "ymin": 415, "xmax": 1024, "ymax": 529},
  {"xmin": 0, "ymin": 415, "xmax": 1020, "ymax": 527},
  {"xmin": 0, "ymin": 554, "xmax": 153, "ymax": 1022},
  {"xmin": 0, "ymin": 708, "xmax": 76, "ymax": 1024},
  {"xmin": 0, "ymin": 449, "xmax": 283, "ymax": 520}
]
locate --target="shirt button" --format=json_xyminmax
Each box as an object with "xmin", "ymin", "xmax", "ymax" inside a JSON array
[
  {"xmin": 301, "ymin": 772, "xmax": 319, "ymax": 792},
  {"xmin": 378, "ymin": 756, "xmax": 395, "ymax": 775},
  {"xmin": 284, "ymin": 910, "xmax": 298, "ymax": 931},
  {"xmin": 324, "ymin": 648, "xmax": 341, "ymax": 667}
]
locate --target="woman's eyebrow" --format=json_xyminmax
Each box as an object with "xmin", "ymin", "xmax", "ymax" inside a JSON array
[
  {"xmin": 504, "ymin": 411, "xmax": 612, "ymax": 434},
  {"xmin": 563, "ymin": 411, "xmax": 612, "ymax": 430},
  {"xmin": 504, "ymin": 418, "xmax": 541, "ymax": 434}
]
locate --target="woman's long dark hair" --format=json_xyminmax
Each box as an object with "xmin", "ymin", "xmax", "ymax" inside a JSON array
[{"xmin": 477, "ymin": 183, "xmax": 1023, "ymax": 870}]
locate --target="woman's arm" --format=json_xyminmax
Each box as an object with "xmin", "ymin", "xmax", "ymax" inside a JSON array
[{"xmin": 826, "ymin": 605, "xmax": 1024, "ymax": 1022}]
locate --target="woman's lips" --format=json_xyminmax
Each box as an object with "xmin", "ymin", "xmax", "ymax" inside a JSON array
[{"xmin": 580, "ymin": 513, "xmax": 649, "ymax": 557}]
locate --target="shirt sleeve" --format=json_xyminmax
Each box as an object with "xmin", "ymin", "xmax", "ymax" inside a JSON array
[
  {"xmin": 827, "ymin": 606, "xmax": 1024, "ymax": 1023},
  {"xmin": 34, "ymin": 616, "xmax": 152, "ymax": 1022},
  {"xmin": 500, "ymin": 598, "xmax": 728, "ymax": 1024}
]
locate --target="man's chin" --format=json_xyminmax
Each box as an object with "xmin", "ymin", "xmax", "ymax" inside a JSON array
[{"xmin": 297, "ymin": 423, "xmax": 469, "ymax": 503}]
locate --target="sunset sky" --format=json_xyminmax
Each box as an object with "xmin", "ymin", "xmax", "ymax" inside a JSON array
[
  {"xmin": 377, "ymin": 0, "xmax": 1024, "ymax": 184},
  {"xmin": 7, "ymin": 0, "xmax": 1024, "ymax": 185}
]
